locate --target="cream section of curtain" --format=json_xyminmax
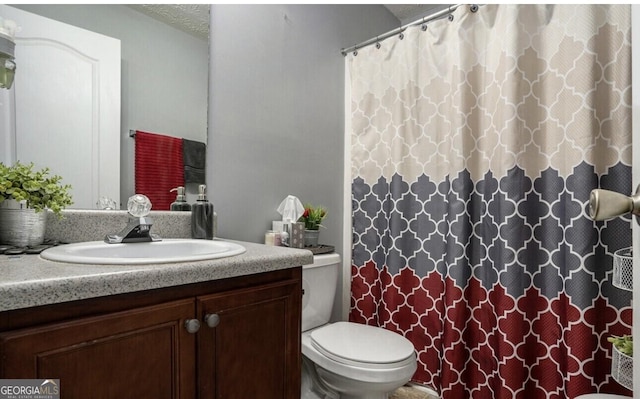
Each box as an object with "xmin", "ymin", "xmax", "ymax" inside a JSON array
[{"xmin": 349, "ymin": 4, "xmax": 631, "ymax": 185}]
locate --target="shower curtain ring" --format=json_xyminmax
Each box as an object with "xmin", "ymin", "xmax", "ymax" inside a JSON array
[
  {"xmin": 421, "ymin": 18, "xmax": 428, "ymax": 31},
  {"xmin": 353, "ymin": 46, "xmax": 358, "ymax": 56},
  {"xmin": 448, "ymin": 14, "xmax": 454, "ymax": 22},
  {"xmin": 375, "ymin": 37, "xmax": 381, "ymax": 49},
  {"xmin": 399, "ymin": 32, "xmax": 404, "ymax": 40},
  {"xmin": 470, "ymin": 4, "xmax": 479, "ymax": 13}
]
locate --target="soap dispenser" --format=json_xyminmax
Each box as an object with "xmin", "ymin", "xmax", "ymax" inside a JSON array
[
  {"xmin": 191, "ymin": 184, "xmax": 214, "ymax": 239},
  {"xmin": 170, "ymin": 187, "xmax": 191, "ymax": 211}
]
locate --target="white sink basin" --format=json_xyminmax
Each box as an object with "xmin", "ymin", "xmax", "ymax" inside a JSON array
[{"xmin": 40, "ymin": 239, "xmax": 246, "ymax": 265}]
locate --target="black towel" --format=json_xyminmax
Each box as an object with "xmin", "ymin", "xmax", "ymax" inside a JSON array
[{"xmin": 183, "ymin": 138, "xmax": 206, "ymax": 184}]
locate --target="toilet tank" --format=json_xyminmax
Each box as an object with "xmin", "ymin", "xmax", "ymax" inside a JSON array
[{"xmin": 302, "ymin": 253, "xmax": 341, "ymax": 332}]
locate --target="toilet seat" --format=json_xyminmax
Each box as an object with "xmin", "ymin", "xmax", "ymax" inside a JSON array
[
  {"xmin": 302, "ymin": 322, "xmax": 418, "ymax": 384},
  {"xmin": 310, "ymin": 322, "xmax": 415, "ymax": 368}
]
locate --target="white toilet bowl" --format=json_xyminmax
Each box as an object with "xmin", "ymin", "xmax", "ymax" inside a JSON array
[
  {"xmin": 302, "ymin": 321, "xmax": 417, "ymax": 399},
  {"xmin": 300, "ymin": 255, "xmax": 417, "ymax": 399}
]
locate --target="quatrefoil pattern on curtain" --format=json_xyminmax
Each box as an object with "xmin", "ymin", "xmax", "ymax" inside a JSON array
[{"xmin": 348, "ymin": 4, "xmax": 632, "ymax": 398}]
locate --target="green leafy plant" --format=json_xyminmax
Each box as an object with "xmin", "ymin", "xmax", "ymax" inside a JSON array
[
  {"xmin": 608, "ymin": 334, "xmax": 633, "ymax": 356},
  {"xmin": 0, "ymin": 161, "xmax": 73, "ymax": 217},
  {"xmin": 298, "ymin": 204, "xmax": 327, "ymax": 230}
]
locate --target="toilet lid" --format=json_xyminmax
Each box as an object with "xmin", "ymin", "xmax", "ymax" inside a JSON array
[{"xmin": 310, "ymin": 322, "xmax": 415, "ymax": 365}]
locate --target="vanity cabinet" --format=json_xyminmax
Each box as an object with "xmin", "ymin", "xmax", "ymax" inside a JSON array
[
  {"xmin": 0, "ymin": 299, "xmax": 196, "ymax": 398},
  {"xmin": 0, "ymin": 267, "xmax": 302, "ymax": 399},
  {"xmin": 197, "ymin": 280, "xmax": 300, "ymax": 399}
]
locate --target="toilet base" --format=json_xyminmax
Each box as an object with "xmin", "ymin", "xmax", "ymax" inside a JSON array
[
  {"xmin": 302, "ymin": 355, "xmax": 406, "ymax": 399},
  {"xmin": 341, "ymin": 394, "xmax": 390, "ymax": 399},
  {"xmin": 302, "ymin": 356, "xmax": 339, "ymax": 399},
  {"xmin": 315, "ymin": 365, "xmax": 405, "ymax": 399}
]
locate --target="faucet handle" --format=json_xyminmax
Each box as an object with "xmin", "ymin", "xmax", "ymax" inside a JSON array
[{"xmin": 127, "ymin": 194, "xmax": 152, "ymax": 217}]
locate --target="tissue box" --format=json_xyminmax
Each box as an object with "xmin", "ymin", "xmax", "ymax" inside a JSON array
[{"xmin": 290, "ymin": 222, "xmax": 305, "ymax": 248}]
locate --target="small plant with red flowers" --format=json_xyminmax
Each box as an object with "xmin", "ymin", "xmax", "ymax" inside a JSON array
[{"xmin": 298, "ymin": 204, "xmax": 327, "ymax": 230}]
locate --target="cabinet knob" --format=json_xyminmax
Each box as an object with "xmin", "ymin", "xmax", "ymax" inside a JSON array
[
  {"xmin": 184, "ymin": 318, "xmax": 201, "ymax": 333},
  {"xmin": 204, "ymin": 313, "xmax": 220, "ymax": 328}
]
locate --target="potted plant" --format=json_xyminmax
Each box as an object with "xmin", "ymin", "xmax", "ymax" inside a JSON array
[
  {"xmin": 298, "ymin": 204, "xmax": 326, "ymax": 247},
  {"xmin": 0, "ymin": 161, "xmax": 73, "ymax": 246},
  {"xmin": 608, "ymin": 334, "xmax": 633, "ymax": 389}
]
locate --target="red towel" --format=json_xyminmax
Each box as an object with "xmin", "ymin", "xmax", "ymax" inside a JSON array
[{"xmin": 135, "ymin": 130, "xmax": 184, "ymax": 211}]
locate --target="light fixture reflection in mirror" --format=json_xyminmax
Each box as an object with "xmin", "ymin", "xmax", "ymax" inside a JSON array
[{"xmin": 0, "ymin": 17, "xmax": 17, "ymax": 89}]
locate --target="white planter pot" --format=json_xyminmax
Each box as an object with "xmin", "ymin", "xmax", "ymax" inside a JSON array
[{"xmin": 0, "ymin": 206, "xmax": 48, "ymax": 247}]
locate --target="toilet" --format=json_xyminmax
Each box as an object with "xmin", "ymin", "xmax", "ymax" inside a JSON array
[{"xmin": 301, "ymin": 253, "xmax": 417, "ymax": 399}]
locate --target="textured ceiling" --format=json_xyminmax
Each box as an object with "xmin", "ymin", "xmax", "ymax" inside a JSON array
[
  {"xmin": 129, "ymin": 4, "xmax": 210, "ymax": 40},
  {"xmin": 130, "ymin": 4, "xmax": 447, "ymax": 41}
]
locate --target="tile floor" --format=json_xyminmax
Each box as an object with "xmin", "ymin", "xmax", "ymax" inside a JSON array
[{"xmin": 390, "ymin": 385, "xmax": 439, "ymax": 399}]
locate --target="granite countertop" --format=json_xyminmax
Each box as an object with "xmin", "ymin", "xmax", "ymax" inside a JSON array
[{"xmin": 0, "ymin": 239, "xmax": 314, "ymax": 312}]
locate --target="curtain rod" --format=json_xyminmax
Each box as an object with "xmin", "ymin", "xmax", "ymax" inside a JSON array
[{"xmin": 341, "ymin": 4, "xmax": 477, "ymax": 56}]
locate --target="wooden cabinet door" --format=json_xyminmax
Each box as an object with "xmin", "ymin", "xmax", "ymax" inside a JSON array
[
  {"xmin": 0, "ymin": 299, "xmax": 196, "ymax": 399},
  {"xmin": 197, "ymin": 279, "xmax": 302, "ymax": 399}
]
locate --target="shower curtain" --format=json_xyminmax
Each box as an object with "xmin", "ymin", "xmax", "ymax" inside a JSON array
[{"xmin": 348, "ymin": 5, "xmax": 632, "ymax": 398}]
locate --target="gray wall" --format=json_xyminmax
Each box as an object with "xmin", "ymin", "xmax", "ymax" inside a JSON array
[
  {"xmin": 209, "ymin": 4, "xmax": 398, "ymax": 247},
  {"xmin": 12, "ymin": 5, "xmax": 209, "ymax": 208},
  {"xmin": 208, "ymin": 5, "xmax": 399, "ymax": 318}
]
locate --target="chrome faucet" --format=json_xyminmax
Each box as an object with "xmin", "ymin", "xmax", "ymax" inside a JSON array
[{"xmin": 105, "ymin": 194, "xmax": 162, "ymax": 244}]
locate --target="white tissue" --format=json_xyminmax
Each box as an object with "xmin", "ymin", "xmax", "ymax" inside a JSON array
[{"xmin": 277, "ymin": 195, "xmax": 304, "ymax": 224}]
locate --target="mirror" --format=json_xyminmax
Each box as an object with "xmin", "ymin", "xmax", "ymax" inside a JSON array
[{"xmin": 0, "ymin": 4, "xmax": 209, "ymax": 209}]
